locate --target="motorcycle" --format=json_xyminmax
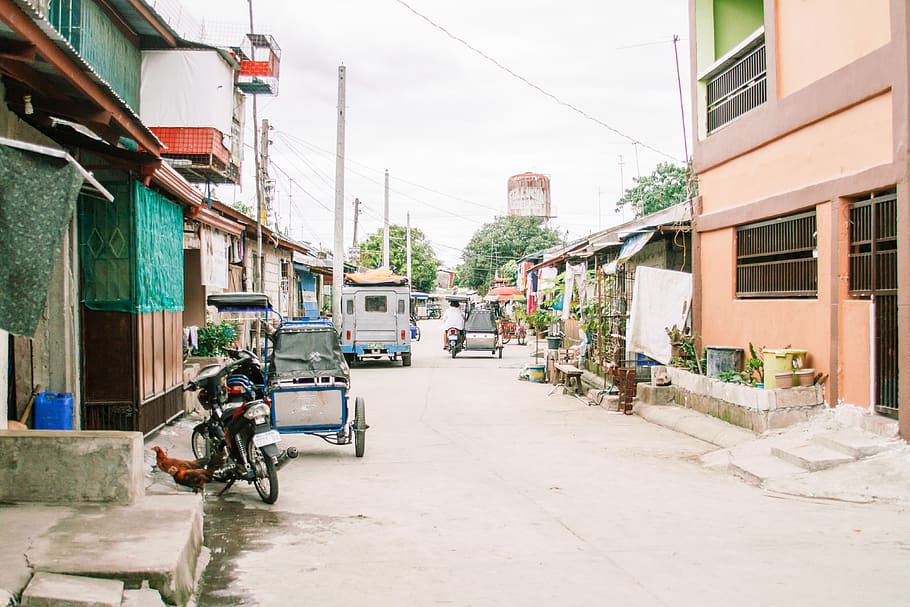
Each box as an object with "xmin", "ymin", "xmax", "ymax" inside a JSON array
[
  {"xmin": 185, "ymin": 357, "xmax": 297, "ymax": 504},
  {"xmin": 222, "ymin": 347, "xmax": 265, "ymax": 403},
  {"xmin": 445, "ymin": 327, "xmax": 464, "ymax": 358}
]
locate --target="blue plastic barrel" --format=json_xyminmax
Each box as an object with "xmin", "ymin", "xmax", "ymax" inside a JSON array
[{"xmin": 33, "ymin": 392, "xmax": 74, "ymax": 430}]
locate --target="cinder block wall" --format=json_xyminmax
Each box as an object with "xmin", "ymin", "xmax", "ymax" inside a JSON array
[{"xmin": 0, "ymin": 431, "xmax": 144, "ymax": 504}]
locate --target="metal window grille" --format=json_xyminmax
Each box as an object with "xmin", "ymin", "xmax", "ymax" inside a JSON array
[
  {"xmin": 736, "ymin": 211, "xmax": 817, "ymax": 298},
  {"xmin": 49, "ymin": 0, "xmax": 83, "ymax": 51},
  {"xmin": 848, "ymin": 189, "xmax": 898, "ymax": 418},
  {"xmin": 849, "ymin": 191, "xmax": 897, "ymax": 295},
  {"xmin": 706, "ymin": 36, "xmax": 767, "ymax": 133}
]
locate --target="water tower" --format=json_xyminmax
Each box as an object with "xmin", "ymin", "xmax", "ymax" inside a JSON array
[{"xmin": 507, "ymin": 173, "xmax": 550, "ymax": 221}]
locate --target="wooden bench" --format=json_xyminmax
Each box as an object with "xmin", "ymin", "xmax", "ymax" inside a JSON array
[{"xmin": 554, "ymin": 363, "xmax": 584, "ymax": 395}]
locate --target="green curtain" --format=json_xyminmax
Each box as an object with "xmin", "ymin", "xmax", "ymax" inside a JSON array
[
  {"xmin": 0, "ymin": 143, "xmax": 84, "ymax": 337},
  {"xmin": 134, "ymin": 182, "xmax": 183, "ymax": 312},
  {"xmin": 81, "ymin": 179, "xmax": 183, "ymax": 313}
]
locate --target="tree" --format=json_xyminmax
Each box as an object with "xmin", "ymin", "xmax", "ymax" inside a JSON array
[
  {"xmin": 230, "ymin": 200, "xmax": 255, "ymax": 218},
  {"xmin": 358, "ymin": 224, "xmax": 440, "ymax": 293},
  {"xmin": 455, "ymin": 216, "xmax": 562, "ymax": 292},
  {"xmin": 617, "ymin": 162, "xmax": 693, "ymax": 218}
]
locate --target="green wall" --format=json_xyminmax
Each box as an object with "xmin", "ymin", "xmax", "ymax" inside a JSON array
[
  {"xmin": 49, "ymin": 0, "xmax": 140, "ymax": 111},
  {"xmin": 713, "ymin": 0, "xmax": 764, "ymax": 58}
]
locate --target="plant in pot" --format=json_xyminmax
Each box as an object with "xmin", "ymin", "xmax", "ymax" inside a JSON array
[{"xmin": 792, "ymin": 354, "xmax": 815, "ymax": 387}]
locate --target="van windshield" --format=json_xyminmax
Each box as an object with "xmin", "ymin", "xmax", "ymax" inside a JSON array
[{"xmin": 364, "ymin": 295, "xmax": 388, "ymax": 312}]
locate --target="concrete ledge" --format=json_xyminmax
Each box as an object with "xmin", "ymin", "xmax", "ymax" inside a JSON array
[
  {"xmin": 26, "ymin": 494, "xmax": 203, "ymax": 607},
  {"xmin": 664, "ymin": 368, "xmax": 825, "ymax": 433},
  {"xmin": 0, "ymin": 430, "xmax": 144, "ymax": 504},
  {"xmin": 21, "ymin": 572, "xmax": 124, "ymax": 607},
  {"xmin": 634, "ymin": 402, "xmax": 756, "ymax": 448}
]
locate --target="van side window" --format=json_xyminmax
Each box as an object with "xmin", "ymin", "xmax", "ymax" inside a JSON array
[
  {"xmin": 345, "ymin": 299, "xmax": 354, "ymax": 315},
  {"xmin": 364, "ymin": 295, "xmax": 388, "ymax": 313},
  {"xmin": 398, "ymin": 299, "xmax": 406, "ymax": 314}
]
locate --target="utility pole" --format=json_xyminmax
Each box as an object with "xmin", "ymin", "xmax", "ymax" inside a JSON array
[
  {"xmin": 352, "ymin": 197, "xmax": 361, "ymax": 250},
  {"xmin": 383, "ymin": 170, "xmax": 390, "ymax": 269},
  {"xmin": 260, "ymin": 118, "xmax": 270, "ymax": 234},
  {"xmin": 332, "ymin": 66, "xmax": 346, "ymax": 326},
  {"xmin": 248, "ymin": 0, "xmax": 263, "ymax": 293},
  {"xmin": 406, "ymin": 212, "xmax": 412, "ymax": 286},
  {"xmin": 618, "ymin": 155, "xmax": 626, "ymax": 221}
]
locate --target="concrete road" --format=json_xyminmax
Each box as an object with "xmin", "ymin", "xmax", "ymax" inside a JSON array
[{"xmin": 196, "ymin": 319, "xmax": 909, "ymax": 606}]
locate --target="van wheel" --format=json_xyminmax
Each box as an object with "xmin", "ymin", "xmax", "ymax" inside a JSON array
[{"xmin": 402, "ymin": 352, "xmax": 412, "ymax": 367}]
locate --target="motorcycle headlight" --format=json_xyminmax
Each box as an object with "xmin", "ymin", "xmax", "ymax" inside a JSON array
[{"xmin": 243, "ymin": 403, "xmax": 271, "ymax": 421}]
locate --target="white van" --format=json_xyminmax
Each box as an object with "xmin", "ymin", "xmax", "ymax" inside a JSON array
[{"xmin": 340, "ymin": 283, "xmax": 412, "ymax": 366}]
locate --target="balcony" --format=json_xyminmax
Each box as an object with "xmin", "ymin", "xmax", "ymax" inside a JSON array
[{"xmin": 702, "ymin": 29, "xmax": 767, "ymax": 134}]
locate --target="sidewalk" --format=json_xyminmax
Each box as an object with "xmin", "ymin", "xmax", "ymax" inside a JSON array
[{"xmin": 0, "ymin": 418, "xmax": 207, "ymax": 607}]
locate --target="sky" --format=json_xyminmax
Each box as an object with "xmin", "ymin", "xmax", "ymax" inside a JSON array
[{"xmin": 179, "ymin": 0, "xmax": 692, "ymax": 268}]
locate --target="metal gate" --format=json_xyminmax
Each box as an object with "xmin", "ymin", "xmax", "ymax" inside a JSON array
[{"xmin": 848, "ymin": 191, "xmax": 898, "ymax": 418}]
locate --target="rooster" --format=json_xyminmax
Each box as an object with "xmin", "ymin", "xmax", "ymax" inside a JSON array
[
  {"xmin": 151, "ymin": 446, "xmax": 204, "ymax": 474},
  {"xmin": 167, "ymin": 466, "xmax": 213, "ymax": 493}
]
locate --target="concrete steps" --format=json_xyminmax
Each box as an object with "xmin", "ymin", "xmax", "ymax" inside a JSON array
[
  {"xmin": 814, "ymin": 428, "xmax": 899, "ymax": 458},
  {"xmin": 771, "ymin": 443, "xmax": 856, "ymax": 472},
  {"xmin": 729, "ymin": 453, "xmax": 807, "ymax": 486},
  {"xmin": 20, "ymin": 573, "xmax": 169, "ymax": 607}
]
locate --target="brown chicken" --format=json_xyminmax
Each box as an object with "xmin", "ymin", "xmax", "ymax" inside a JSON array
[
  {"xmin": 168, "ymin": 466, "xmax": 213, "ymax": 493},
  {"xmin": 151, "ymin": 446, "xmax": 203, "ymax": 474}
]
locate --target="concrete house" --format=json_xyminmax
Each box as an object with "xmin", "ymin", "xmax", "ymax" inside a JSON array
[{"xmin": 689, "ymin": 0, "xmax": 908, "ymax": 438}]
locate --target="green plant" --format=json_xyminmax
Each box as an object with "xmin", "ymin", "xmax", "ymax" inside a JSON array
[
  {"xmin": 741, "ymin": 342, "xmax": 764, "ymax": 385},
  {"xmin": 192, "ymin": 321, "xmax": 238, "ymax": 357},
  {"xmin": 528, "ymin": 308, "xmax": 556, "ymax": 331},
  {"xmin": 718, "ymin": 370, "xmax": 745, "ymax": 383}
]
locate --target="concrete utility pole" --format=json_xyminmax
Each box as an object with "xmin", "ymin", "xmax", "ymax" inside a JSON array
[
  {"xmin": 406, "ymin": 212, "xmax": 412, "ymax": 285},
  {"xmin": 249, "ymin": 0, "xmax": 263, "ymax": 293},
  {"xmin": 260, "ymin": 117, "xmax": 270, "ymax": 232},
  {"xmin": 352, "ymin": 197, "xmax": 361, "ymax": 250},
  {"xmin": 332, "ymin": 66, "xmax": 346, "ymax": 326},
  {"xmin": 383, "ymin": 170, "xmax": 390, "ymax": 269}
]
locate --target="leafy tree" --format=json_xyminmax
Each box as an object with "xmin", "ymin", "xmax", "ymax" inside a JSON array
[
  {"xmin": 455, "ymin": 216, "xmax": 561, "ymax": 292},
  {"xmin": 617, "ymin": 162, "xmax": 694, "ymax": 218},
  {"xmin": 359, "ymin": 224, "xmax": 440, "ymax": 293}
]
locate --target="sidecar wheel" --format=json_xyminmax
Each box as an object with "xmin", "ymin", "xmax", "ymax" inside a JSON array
[{"xmin": 354, "ymin": 397, "xmax": 366, "ymax": 457}]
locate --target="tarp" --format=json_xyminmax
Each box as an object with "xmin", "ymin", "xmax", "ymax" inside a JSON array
[
  {"xmin": 603, "ymin": 231, "xmax": 655, "ymax": 274},
  {"xmin": 269, "ymin": 325, "xmax": 350, "ymax": 381},
  {"xmin": 344, "ymin": 268, "xmax": 408, "ymax": 286},
  {"xmin": 0, "ymin": 143, "xmax": 84, "ymax": 336},
  {"xmin": 626, "ymin": 266, "xmax": 692, "ymax": 365},
  {"xmin": 140, "ymin": 50, "xmax": 235, "ymax": 135},
  {"xmin": 465, "ymin": 309, "xmax": 497, "ymax": 332}
]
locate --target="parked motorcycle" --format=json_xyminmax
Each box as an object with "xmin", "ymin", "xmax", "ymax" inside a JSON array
[
  {"xmin": 185, "ymin": 357, "xmax": 297, "ymax": 504},
  {"xmin": 222, "ymin": 347, "xmax": 265, "ymax": 403}
]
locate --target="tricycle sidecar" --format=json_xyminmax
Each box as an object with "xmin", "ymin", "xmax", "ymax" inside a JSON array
[
  {"xmin": 267, "ymin": 320, "xmax": 367, "ymax": 456},
  {"xmin": 462, "ymin": 309, "xmax": 504, "ymax": 358}
]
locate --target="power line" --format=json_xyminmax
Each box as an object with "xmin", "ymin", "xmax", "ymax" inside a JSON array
[{"xmin": 391, "ymin": 0, "xmax": 681, "ymax": 162}]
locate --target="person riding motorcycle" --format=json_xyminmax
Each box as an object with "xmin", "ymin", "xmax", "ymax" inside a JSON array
[{"xmin": 441, "ymin": 300, "xmax": 466, "ymax": 349}]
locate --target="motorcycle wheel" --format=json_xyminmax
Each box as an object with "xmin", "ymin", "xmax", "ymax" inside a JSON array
[
  {"xmin": 191, "ymin": 425, "xmax": 207, "ymax": 460},
  {"xmin": 246, "ymin": 438, "xmax": 279, "ymax": 504},
  {"xmin": 502, "ymin": 336, "xmax": 511, "ymax": 345},
  {"xmin": 518, "ymin": 332, "xmax": 526, "ymax": 345},
  {"xmin": 354, "ymin": 396, "xmax": 366, "ymax": 457},
  {"xmin": 450, "ymin": 347, "xmax": 457, "ymax": 359}
]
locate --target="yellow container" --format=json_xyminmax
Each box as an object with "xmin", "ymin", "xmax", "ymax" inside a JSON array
[{"xmin": 763, "ymin": 348, "xmax": 808, "ymax": 389}]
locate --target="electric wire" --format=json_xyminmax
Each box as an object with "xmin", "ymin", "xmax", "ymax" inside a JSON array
[{"xmin": 391, "ymin": 0, "xmax": 681, "ymax": 163}]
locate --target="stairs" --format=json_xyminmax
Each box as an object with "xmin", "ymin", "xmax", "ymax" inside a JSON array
[
  {"xmin": 20, "ymin": 573, "xmax": 168, "ymax": 607},
  {"xmin": 709, "ymin": 426, "xmax": 903, "ymax": 490}
]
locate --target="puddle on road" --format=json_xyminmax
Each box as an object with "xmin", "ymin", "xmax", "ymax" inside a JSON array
[{"xmin": 196, "ymin": 498, "xmax": 369, "ymax": 605}]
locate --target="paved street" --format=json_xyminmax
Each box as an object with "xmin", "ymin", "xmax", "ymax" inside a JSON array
[{"xmin": 193, "ymin": 320, "xmax": 909, "ymax": 606}]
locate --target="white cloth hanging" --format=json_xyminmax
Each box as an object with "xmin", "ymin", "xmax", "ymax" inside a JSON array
[{"xmin": 562, "ymin": 262, "xmax": 587, "ymax": 320}]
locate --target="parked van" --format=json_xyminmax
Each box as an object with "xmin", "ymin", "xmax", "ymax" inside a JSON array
[{"xmin": 340, "ymin": 270, "xmax": 412, "ymax": 367}]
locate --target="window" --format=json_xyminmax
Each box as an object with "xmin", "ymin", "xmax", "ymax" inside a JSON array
[
  {"xmin": 345, "ymin": 299, "xmax": 354, "ymax": 315},
  {"xmin": 849, "ymin": 189, "xmax": 897, "ymax": 297},
  {"xmin": 364, "ymin": 295, "xmax": 388, "ymax": 313},
  {"xmin": 736, "ymin": 211, "xmax": 817, "ymax": 298},
  {"xmin": 398, "ymin": 299, "xmax": 406, "ymax": 314}
]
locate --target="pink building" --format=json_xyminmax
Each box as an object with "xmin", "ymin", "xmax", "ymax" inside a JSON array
[{"xmin": 689, "ymin": 0, "xmax": 908, "ymax": 438}]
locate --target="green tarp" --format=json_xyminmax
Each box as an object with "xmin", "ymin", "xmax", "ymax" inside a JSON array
[
  {"xmin": 81, "ymin": 180, "xmax": 183, "ymax": 313},
  {"xmin": 0, "ymin": 143, "xmax": 84, "ymax": 337}
]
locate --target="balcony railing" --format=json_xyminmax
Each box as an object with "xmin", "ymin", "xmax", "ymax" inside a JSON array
[{"xmin": 704, "ymin": 32, "xmax": 767, "ymax": 134}]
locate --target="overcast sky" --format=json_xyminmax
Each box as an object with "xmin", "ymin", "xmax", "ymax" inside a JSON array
[{"xmin": 181, "ymin": 0, "xmax": 691, "ymax": 267}]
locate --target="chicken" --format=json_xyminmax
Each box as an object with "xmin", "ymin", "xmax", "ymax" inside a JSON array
[
  {"xmin": 168, "ymin": 466, "xmax": 213, "ymax": 493},
  {"xmin": 151, "ymin": 446, "xmax": 204, "ymax": 474}
]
